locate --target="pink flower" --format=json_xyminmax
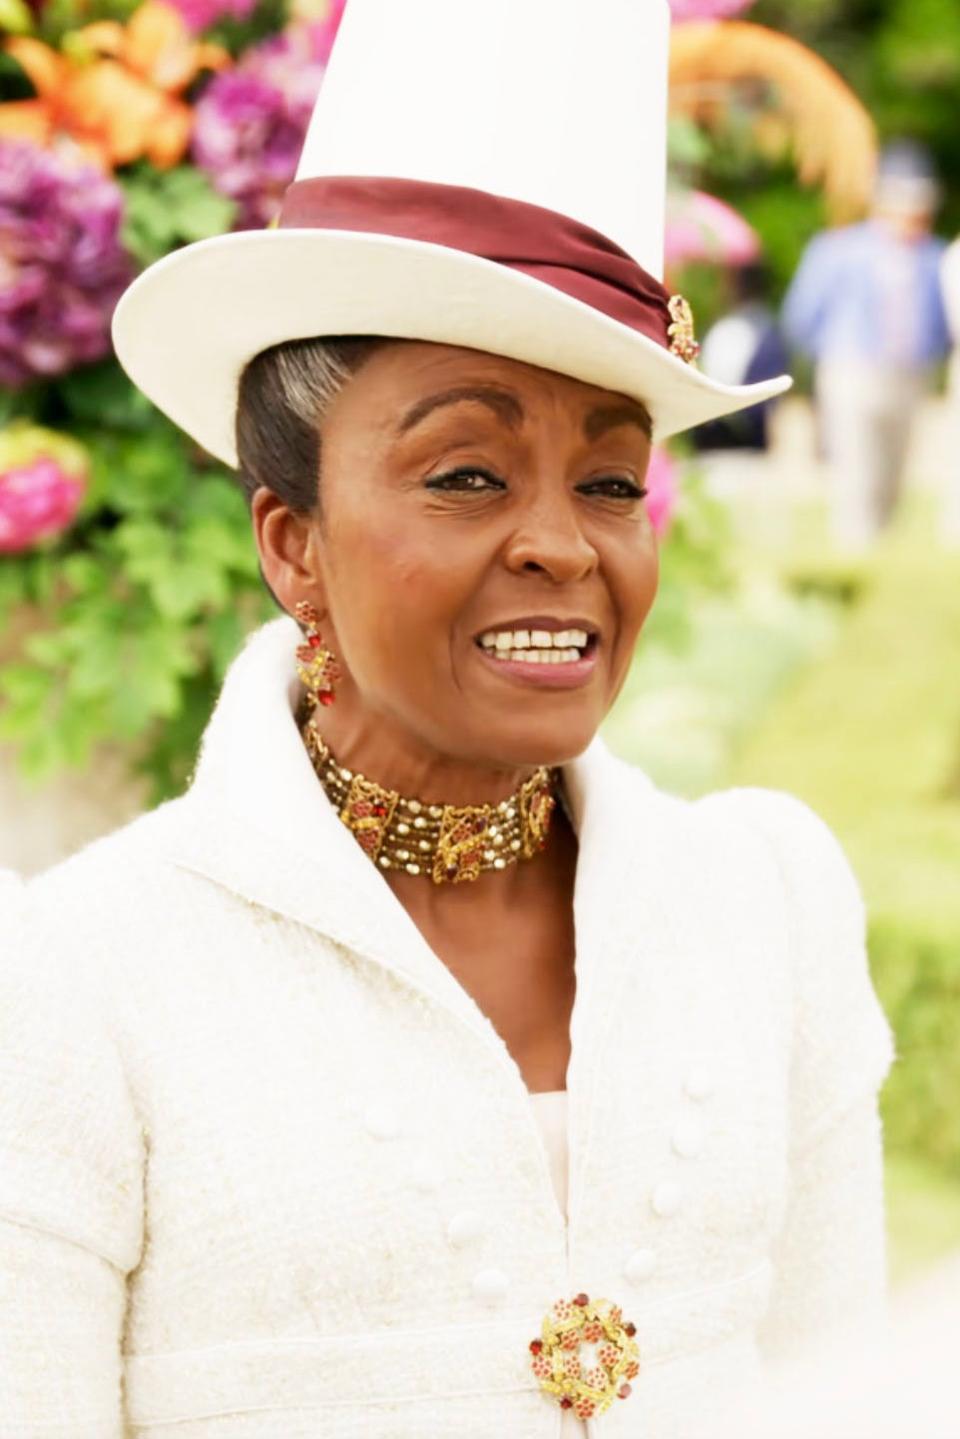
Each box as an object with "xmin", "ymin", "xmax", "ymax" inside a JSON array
[
  {"xmin": 645, "ymin": 447, "xmax": 679, "ymax": 537},
  {"xmin": 668, "ymin": 0, "xmax": 754, "ymax": 18},
  {"xmin": 301, "ymin": 0, "xmax": 346, "ymax": 63},
  {"xmin": 163, "ymin": 0, "xmax": 258, "ymax": 33},
  {"xmin": 0, "ymin": 424, "xmax": 88, "ymax": 553}
]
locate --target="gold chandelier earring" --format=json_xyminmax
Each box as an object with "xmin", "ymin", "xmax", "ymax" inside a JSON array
[{"xmin": 294, "ymin": 599, "xmax": 340, "ymax": 709}]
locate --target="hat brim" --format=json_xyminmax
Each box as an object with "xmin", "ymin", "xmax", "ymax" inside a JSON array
[{"xmin": 112, "ymin": 228, "xmax": 792, "ymax": 467}]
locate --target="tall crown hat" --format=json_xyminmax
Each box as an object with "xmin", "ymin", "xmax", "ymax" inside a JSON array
[{"xmin": 112, "ymin": 0, "xmax": 791, "ymax": 466}]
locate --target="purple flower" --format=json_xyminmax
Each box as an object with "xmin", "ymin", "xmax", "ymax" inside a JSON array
[
  {"xmin": 0, "ymin": 140, "xmax": 132, "ymax": 388},
  {"xmin": 191, "ymin": 23, "xmax": 333, "ymax": 229}
]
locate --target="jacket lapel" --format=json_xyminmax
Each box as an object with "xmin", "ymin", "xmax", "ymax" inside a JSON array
[{"xmin": 143, "ymin": 616, "xmax": 670, "ymax": 1092}]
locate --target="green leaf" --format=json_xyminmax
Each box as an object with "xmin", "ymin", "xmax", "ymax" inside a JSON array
[
  {"xmin": 59, "ymin": 361, "xmax": 156, "ymax": 432},
  {"xmin": 119, "ymin": 165, "xmax": 237, "ymax": 267},
  {"xmin": 0, "ymin": 661, "xmax": 54, "ymax": 712}
]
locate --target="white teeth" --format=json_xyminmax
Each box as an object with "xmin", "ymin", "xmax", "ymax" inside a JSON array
[
  {"xmin": 489, "ymin": 647, "xmax": 582, "ymax": 665},
  {"xmin": 479, "ymin": 626, "xmax": 593, "ymax": 653}
]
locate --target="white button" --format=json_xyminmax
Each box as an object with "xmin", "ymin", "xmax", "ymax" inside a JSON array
[
  {"xmin": 408, "ymin": 1156, "xmax": 444, "ymax": 1192},
  {"xmin": 471, "ymin": 1266, "xmax": 508, "ymax": 1305},
  {"xmin": 623, "ymin": 1247, "xmax": 658, "ymax": 1284},
  {"xmin": 672, "ymin": 1115, "xmax": 705, "ymax": 1158},
  {"xmin": 684, "ymin": 1066, "xmax": 716, "ymax": 1101},
  {"xmin": 446, "ymin": 1209, "xmax": 486, "ymax": 1247},
  {"xmin": 651, "ymin": 1180, "xmax": 683, "ymax": 1218},
  {"xmin": 362, "ymin": 1100, "xmax": 401, "ymax": 1139}
]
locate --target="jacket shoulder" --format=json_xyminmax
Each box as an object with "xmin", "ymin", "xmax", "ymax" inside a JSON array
[
  {"xmin": 21, "ymin": 797, "xmax": 201, "ymax": 971},
  {"xmin": 695, "ymin": 785, "xmax": 894, "ymax": 1140}
]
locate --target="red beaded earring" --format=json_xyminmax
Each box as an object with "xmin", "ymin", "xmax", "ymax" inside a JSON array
[{"xmin": 294, "ymin": 599, "xmax": 340, "ymax": 708}]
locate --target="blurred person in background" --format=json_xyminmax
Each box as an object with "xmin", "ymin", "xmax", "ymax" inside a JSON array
[
  {"xmin": 692, "ymin": 262, "xmax": 790, "ymax": 455},
  {"xmin": 940, "ymin": 233, "xmax": 960, "ymax": 546},
  {"xmin": 783, "ymin": 141, "xmax": 951, "ymax": 554}
]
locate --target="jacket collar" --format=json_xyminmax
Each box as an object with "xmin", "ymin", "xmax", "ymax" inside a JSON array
[{"xmin": 145, "ymin": 616, "xmax": 670, "ymax": 1081}]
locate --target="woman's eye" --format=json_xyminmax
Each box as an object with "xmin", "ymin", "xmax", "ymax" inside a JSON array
[
  {"xmin": 424, "ymin": 467, "xmax": 506, "ymax": 493},
  {"xmin": 578, "ymin": 477, "xmax": 648, "ymax": 500}
]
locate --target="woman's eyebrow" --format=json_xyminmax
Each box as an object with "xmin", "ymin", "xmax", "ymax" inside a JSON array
[
  {"xmin": 583, "ymin": 402, "xmax": 653, "ymax": 442},
  {"xmin": 395, "ymin": 386, "xmax": 524, "ymax": 435}
]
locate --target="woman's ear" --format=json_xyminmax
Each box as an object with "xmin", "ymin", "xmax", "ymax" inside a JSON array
[{"xmin": 250, "ymin": 486, "xmax": 330, "ymax": 621}]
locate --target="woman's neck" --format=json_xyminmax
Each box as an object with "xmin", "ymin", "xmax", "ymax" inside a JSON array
[{"xmin": 305, "ymin": 700, "xmax": 541, "ymax": 809}]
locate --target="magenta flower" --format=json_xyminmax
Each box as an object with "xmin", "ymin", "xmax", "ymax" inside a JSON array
[
  {"xmin": 645, "ymin": 447, "xmax": 679, "ymax": 538},
  {"xmin": 0, "ymin": 140, "xmax": 132, "ymax": 388},
  {"xmin": 191, "ymin": 23, "xmax": 336, "ymax": 229},
  {"xmin": 668, "ymin": 0, "xmax": 755, "ymax": 18},
  {"xmin": 0, "ymin": 424, "xmax": 88, "ymax": 554},
  {"xmin": 291, "ymin": 0, "xmax": 346, "ymax": 62},
  {"xmin": 163, "ymin": 0, "xmax": 258, "ymax": 33}
]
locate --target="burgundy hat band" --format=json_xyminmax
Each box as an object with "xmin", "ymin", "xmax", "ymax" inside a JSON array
[{"xmin": 278, "ymin": 175, "xmax": 674, "ymax": 351}]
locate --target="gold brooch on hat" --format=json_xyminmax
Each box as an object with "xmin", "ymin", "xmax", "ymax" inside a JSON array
[
  {"xmin": 528, "ymin": 1292, "xmax": 641, "ymax": 1422},
  {"xmin": 667, "ymin": 294, "xmax": 700, "ymax": 363}
]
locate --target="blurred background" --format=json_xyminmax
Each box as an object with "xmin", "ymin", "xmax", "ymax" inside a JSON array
[{"xmin": 1, "ymin": 0, "xmax": 958, "ymax": 1284}]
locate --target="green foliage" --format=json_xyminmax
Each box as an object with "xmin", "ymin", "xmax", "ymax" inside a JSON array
[
  {"xmin": 0, "ymin": 386, "xmax": 276, "ymax": 803},
  {"xmin": 0, "ymin": 6, "xmax": 33, "ymax": 42},
  {"xmin": 203, "ymin": 0, "xmax": 287, "ymax": 54},
  {"xmin": 640, "ymin": 457, "xmax": 735, "ymax": 655},
  {"xmin": 119, "ymin": 165, "xmax": 238, "ymax": 268},
  {"xmin": 751, "ymin": 0, "xmax": 960, "ymax": 236},
  {"xmin": 873, "ymin": 919, "xmax": 960, "ymax": 1179},
  {"xmin": 885, "ymin": 1152, "xmax": 960, "ymax": 1283},
  {"xmin": 729, "ymin": 504, "xmax": 960, "ymax": 1175},
  {"xmin": 27, "ymin": 0, "xmax": 141, "ymax": 44}
]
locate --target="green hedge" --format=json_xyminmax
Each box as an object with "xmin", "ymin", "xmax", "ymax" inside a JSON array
[{"xmin": 729, "ymin": 502, "xmax": 960, "ymax": 1176}]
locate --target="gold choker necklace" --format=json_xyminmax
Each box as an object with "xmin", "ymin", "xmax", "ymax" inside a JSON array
[{"xmin": 301, "ymin": 715, "xmax": 558, "ymax": 884}]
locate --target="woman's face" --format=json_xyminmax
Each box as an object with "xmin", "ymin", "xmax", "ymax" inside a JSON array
[{"xmin": 274, "ymin": 342, "xmax": 659, "ymax": 770}]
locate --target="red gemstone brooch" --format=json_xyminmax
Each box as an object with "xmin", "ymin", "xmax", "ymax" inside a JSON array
[{"xmin": 529, "ymin": 1292, "xmax": 640, "ymax": 1422}]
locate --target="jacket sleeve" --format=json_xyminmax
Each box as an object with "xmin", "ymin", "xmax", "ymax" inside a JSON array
[
  {"xmin": 0, "ymin": 873, "xmax": 145, "ymax": 1438},
  {"xmin": 713, "ymin": 789, "xmax": 895, "ymax": 1362}
]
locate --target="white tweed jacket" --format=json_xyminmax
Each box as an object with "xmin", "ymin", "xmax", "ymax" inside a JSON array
[{"xmin": 1, "ymin": 616, "xmax": 894, "ymax": 1439}]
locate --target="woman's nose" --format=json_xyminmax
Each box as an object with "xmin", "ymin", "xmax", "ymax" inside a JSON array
[{"xmin": 502, "ymin": 499, "xmax": 599, "ymax": 584}]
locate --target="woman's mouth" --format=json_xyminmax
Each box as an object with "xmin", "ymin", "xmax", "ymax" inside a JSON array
[{"xmin": 473, "ymin": 623, "xmax": 600, "ymax": 688}]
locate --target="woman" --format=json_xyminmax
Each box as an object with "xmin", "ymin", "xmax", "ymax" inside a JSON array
[{"xmin": 1, "ymin": 1, "xmax": 893, "ymax": 1436}]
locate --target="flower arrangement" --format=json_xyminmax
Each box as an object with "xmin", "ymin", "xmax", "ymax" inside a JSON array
[{"xmin": 0, "ymin": 0, "xmax": 730, "ymax": 800}]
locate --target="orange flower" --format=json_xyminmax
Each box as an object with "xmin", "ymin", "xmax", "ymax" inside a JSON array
[{"xmin": 0, "ymin": 2, "xmax": 229, "ymax": 170}]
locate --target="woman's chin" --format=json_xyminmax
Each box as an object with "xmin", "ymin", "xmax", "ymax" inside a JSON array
[{"xmin": 458, "ymin": 717, "xmax": 603, "ymax": 773}]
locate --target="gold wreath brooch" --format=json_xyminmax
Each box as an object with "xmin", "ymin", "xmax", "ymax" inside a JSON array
[{"xmin": 529, "ymin": 1292, "xmax": 640, "ymax": 1421}]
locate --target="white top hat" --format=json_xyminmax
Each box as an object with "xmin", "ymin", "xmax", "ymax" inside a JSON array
[{"xmin": 112, "ymin": 0, "xmax": 790, "ymax": 466}]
